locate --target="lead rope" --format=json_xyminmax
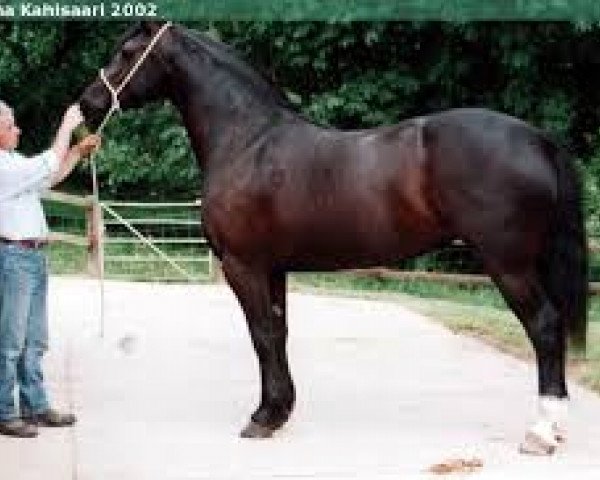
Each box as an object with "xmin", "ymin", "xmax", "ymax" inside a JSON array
[{"xmin": 88, "ymin": 22, "xmax": 172, "ymax": 337}]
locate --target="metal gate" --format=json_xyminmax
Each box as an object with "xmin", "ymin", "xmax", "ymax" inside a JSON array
[{"xmin": 98, "ymin": 200, "xmax": 214, "ymax": 283}]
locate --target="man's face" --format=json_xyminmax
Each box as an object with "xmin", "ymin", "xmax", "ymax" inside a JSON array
[{"xmin": 0, "ymin": 111, "xmax": 21, "ymax": 151}]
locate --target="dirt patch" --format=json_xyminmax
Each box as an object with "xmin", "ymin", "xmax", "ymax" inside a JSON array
[{"xmin": 427, "ymin": 457, "xmax": 484, "ymax": 475}]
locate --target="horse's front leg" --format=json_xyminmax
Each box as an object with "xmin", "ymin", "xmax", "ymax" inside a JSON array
[{"xmin": 221, "ymin": 256, "xmax": 295, "ymax": 438}]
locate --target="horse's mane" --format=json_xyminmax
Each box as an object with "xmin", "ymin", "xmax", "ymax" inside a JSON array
[{"xmin": 177, "ymin": 27, "xmax": 297, "ymax": 113}]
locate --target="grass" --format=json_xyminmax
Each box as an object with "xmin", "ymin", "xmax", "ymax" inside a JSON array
[
  {"xmin": 47, "ymin": 243, "xmax": 88, "ymax": 276},
  {"xmin": 290, "ymin": 273, "xmax": 600, "ymax": 395},
  {"xmin": 47, "ymin": 240, "xmax": 212, "ymax": 282}
]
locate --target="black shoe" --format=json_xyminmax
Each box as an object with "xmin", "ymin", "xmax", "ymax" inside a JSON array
[
  {"xmin": 24, "ymin": 409, "xmax": 76, "ymax": 427},
  {"xmin": 0, "ymin": 418, "xmax": 38, "ymax": 437}
]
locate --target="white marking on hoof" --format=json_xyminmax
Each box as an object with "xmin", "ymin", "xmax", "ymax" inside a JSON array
[{"xmin": 539, "ymin": 396, "xmax": 569, "ymax": 445}]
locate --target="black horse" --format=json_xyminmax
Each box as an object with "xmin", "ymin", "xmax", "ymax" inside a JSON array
[{"xmin": 80, "ymin": 22, "xmax": 588, "ymax": 455}]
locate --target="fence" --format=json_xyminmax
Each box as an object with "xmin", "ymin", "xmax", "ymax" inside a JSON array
[
  {"xmin": 43, "ymin": 191, "xmax": 215, "ymax": 283},
  {"xmin": 43, "ymin": 190, "xmax": 600, "ymax": 293},
  {"xmin": 101, "ymin": 200, "xmax": 214, "ymax": 282}
]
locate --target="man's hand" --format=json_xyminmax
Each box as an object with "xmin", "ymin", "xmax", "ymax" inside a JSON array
[
  {"xmin": 74, "ymin": 134, "xmax": 101, "ymax": 158},
  {"xmin": 61, "ymin": 104, "xmax": 85, "ymax": 133}
]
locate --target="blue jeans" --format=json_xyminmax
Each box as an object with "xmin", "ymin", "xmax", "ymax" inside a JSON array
[{"xmin": 0, "ymin": 243, "xmax": 49, "ymax": 421}]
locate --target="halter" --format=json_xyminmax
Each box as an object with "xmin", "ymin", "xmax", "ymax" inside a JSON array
[{"xmin": 96, "ymin": 21, "xmax": 172, "ymax": 134}]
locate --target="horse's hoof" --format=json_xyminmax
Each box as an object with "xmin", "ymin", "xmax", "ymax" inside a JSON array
[
  {"xmin": 519, "ymin": 431, "xmax": 557, "ymax": 456},
  {"xmin": 240, "ymin": 421, "xmax": 274, "ymax": 439}
]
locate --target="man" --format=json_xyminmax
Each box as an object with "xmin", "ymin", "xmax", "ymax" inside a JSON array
[{"xmin": 0, "ymin": 100, "xmax": 100, "ymax": 438}]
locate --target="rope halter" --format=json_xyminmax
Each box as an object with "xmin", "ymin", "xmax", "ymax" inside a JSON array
[{"xmin": 97, "ymin": 21, "xmax": 172, "ymax": 134}]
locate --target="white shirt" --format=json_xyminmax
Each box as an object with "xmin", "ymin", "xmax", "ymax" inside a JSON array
[{"xmin": 0, "ymin": 148, "xmax": 59, "ymax": 240}]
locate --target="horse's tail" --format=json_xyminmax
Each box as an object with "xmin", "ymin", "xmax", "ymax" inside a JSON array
[{"xmin": 540, "ymin": 142, "xmax": 588, "ymax": 351}]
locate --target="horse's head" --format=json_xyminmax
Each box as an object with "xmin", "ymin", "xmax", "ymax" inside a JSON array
[{"xmin": 79, "ymin": 21, "xmax": 174, "ymax": 129}]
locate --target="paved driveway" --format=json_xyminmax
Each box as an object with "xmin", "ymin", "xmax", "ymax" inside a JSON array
[{"xmin": 2, "ymin": 278, "xmax": 600, "ymax": 479}]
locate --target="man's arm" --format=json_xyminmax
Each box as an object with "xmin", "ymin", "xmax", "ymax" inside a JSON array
[
  {"xmin": 51, "ymin": 134, "xmax": 101, "ymax": 187},
  {"xmin": 49, "ymin": 104, "xmax": 101, "ymax": 187},
  {"xmin": 0, "ymin": 104, "xmax": 98, "ymax": 200},
  {"xmin": 51, "ymin": 104, "xmax": 84, "ymax": 163}
]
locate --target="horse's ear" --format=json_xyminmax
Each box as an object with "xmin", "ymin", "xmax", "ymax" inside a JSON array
[{"xmin": 141, "ymin": 21, "xmax": 166, "ymax": 36}]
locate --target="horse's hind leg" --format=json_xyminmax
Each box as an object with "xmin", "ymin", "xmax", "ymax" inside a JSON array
[
  {"xmin": 221, "ymin": 256, "xmax": 295, "ymax": 438},
  {"xmin": 489, "ymin": 268, "xmax": 568, "ymax": 455}
]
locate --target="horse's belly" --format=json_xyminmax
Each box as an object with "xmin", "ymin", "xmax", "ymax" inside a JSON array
[{"xmin": 276, "ymin": 217, "xmax": 443, "ymax": 271}]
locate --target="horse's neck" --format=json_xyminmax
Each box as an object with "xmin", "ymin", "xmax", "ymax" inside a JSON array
[{"xmin": 167, "ymin": 60, "xmax": 297, "ymax": 171}]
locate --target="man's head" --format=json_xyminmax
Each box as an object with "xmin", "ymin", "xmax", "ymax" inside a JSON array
[{"xmin": 0, "ymin": 100, "xmax": 21, "ymax": 151}]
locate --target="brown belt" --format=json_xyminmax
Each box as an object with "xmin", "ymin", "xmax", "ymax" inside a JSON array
[{"xmin": 0, "ymin": 237, "xmax": 48, "ymax": 249}]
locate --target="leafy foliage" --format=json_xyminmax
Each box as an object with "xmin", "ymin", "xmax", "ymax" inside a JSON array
[{"xmin": 92, "ymin": 104, "xmax": 199, "ymax": 199}]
